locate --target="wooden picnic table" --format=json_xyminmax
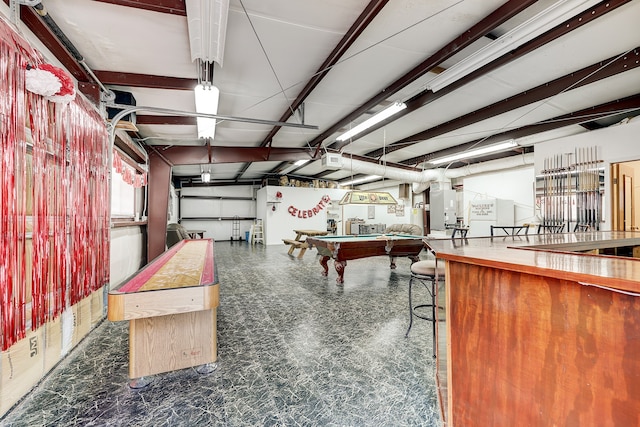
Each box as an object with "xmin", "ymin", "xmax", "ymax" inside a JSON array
[{"xmin": 282, "ymin": 229, "xmax": 328, "ymax": 257}]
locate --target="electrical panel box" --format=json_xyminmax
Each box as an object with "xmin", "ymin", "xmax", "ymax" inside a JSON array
[
  {"xmin": 321, "ymin": 153, "xmax": 343, "ymax": 170},
  {"xmin": 430, "ymin": 189, "xmax": 457, "ymax": 231},
  {"xmin": 107, "ymin": 90, "xmax": 137, "ymax": 124}
]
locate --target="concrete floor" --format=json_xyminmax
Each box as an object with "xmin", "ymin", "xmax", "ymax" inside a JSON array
[{"xmin": 1, "ymin": 241, "xmax": 441, "ymax": 426}]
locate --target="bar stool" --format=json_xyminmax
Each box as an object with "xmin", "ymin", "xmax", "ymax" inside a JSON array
[
  {"xmin": 405, "ymin": 258, "xmax": 445, "ymax": 351},
  {"xmin": 537, "ymin": 223, "xmax": 565, "ymax": 234},
  {"xmin": 573, "ymin": 223, "xmax": 591, "ymax": 232}
]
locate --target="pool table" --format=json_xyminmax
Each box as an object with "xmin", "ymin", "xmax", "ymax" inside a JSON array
[{"xmin": 306, "ymin": 233, "xmax": 424, "ymax": 283}]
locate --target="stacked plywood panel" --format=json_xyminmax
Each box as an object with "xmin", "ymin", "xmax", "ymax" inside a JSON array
[{"xmin": 0, "ymin": 292, "xmax": 104, "ymax": 417}]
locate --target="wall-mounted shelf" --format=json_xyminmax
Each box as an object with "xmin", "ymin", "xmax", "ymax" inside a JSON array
[{"xmin": 112, "ymin": 219, "xmax": 148, "ymax": 228}]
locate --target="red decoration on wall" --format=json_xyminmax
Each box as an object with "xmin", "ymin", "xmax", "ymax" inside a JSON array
[
  {"xmin": 287, "ymin": 195, "xmax": 331, "ymax": 219},
  {"xmin": 0, "ymin": 33, "xmax": 28, "ymax": 348},
  {"xmin": 25, "ymin": 63, "xmax": 76, "ymax": 104},
  {"xmin": 0, "ymin": 20, "xmax": 109, "ymax": 350},
  {"xmin": 113, "ymin": 150, "xmax": 147, "ymax": 188}
]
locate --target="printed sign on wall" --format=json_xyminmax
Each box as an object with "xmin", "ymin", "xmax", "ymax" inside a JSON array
[{"xmin": 469, "ymin": 200, "xmax": 497, "ymax": 220}]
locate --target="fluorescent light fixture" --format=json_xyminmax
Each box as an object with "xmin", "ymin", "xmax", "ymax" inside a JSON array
[
  {"xmin": 294, "ymin": 159, "xmax": 310, "ymax": 166},
  {"xmin": 194, "ymin": 84, "xmax": 220, "ymax": 139},
  {"xmin": 336, "ymin": 101, "xmax": 407, "ymax": 142},
  {"xmin": 426, "ymin": 0, "xmax": 600, "ymax": 92},
  {"xmin": 429, "ymin": 140, "xmax": 517, "ymax": 165},
  {"xmin": 201, "ymin": 171, "xmax": 211, "ymax": 183},
  {"xmin": 340, "ymin": 175, "xmax": 381, "ymax": 187},
  {"xmin": 185, "ymin": 0, "xmax": 230, "ymax": 65}
]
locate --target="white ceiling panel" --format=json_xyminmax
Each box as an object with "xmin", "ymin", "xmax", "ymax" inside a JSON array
[{"xmin": 10, "ymin": 0, "xmax": 639, "ymax": 185}]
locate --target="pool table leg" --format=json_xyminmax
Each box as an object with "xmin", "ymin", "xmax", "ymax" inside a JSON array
[
  {"xmin": 389, "ymin": 256, "xmax": 397, "ymax": 269},
  {"xmin": 319, "ymin": 256, "xmax": 330, "ymax": 276},
  {"xmin": 334, "ymin": 260, "xmax": 347, "ymax": 283}
]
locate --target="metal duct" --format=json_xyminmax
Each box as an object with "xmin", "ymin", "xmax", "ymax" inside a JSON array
[
  {"xmin": 341, "ymin": 157, "xmax": 444, "ymax": 190},
  {"xmin": 342, "ymin": 153, "xmax": 534, "ymax": 193}
]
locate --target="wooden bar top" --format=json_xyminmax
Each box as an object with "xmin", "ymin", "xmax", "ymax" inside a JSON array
[{"xmin": 425, "ymin": 231, "xmax": 640, "ymax": 292}]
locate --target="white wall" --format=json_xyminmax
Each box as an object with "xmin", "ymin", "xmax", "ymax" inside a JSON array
[
  {"xmin": 534, "ymin": 117, "xmax": 640, "ymax": 231},
  {"xmin": 109, "ymin": 226, "xmax": 145, "ymax": 288},
  {"xmin": 257, "ymin": 184, "xmax": 414, "ymax": 245},
  {"xmin": 258, "ymin": 186, "xmax": 346, "ymax": 245},
  {"xmin": 178, "ymin": 184, "xmax": 257, "ymax": 240},
  {"xmin": 461, "ymin": 166, "xmax": 536, "ymax": 232}
]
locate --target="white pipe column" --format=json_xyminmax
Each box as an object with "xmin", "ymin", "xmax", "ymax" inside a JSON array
[
  {"xmin": 342, "ymin": 153, "xmax": 534, "ymax": 192},
  {"xmin": 341, "ymin": 156, "xmax": 443, "ymax": 188},
  {"xmin": 413, "ymin": 152, "xmax": 535, "ymax": 192}
]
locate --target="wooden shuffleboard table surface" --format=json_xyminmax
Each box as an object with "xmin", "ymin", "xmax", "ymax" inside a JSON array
[{"xmin": 108, "ymin": 239, "xmax": 219, "ymax": 382}]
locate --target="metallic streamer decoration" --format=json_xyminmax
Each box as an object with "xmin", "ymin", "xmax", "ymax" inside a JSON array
[{"xmin": 0, "ymin": 19, "xmax": 110, "ymax": 350}]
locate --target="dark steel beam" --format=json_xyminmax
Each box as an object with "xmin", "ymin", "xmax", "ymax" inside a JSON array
[
  {"xmin": 320, "ymin": 0, "xmax": 539, "ymax": 151},
  {"xmin": 15, "ymin": 3, "xmax": 90, "ymax": 81},
  {"xmin": 148, "ymin": 146, "xmax": 319, "ymax": 166},
  {"xmin": 114, "ymin": 133, "xmax": 147, "ymax": 164},
  {"xmin": 400, "ymin": 93, "xmax": 640, "ymax": 166},
  {"xmin": 136, "ymin": 115, "xmax": 196, "ymax": 125},
  {"xmin": 357, "ymin": 0, "xmax": 632, "ymax": 156},
  {"xmin": 147, "ymin": 154, "xmax": 172, "ymax": 261},
  {"xmin": 273, "ymin": 0, "xmax": 538, "ymax": 177},
  {"xmin": 93, "ymin": 71, "xmax": 196, "ymax": 90},
  {"xmin": 349, "ymin": 154, "xmax": 420, "ymax": 171},
  {"xmin": 367, "ymin": 46, "xmax": 640, "ymax": 158},
  {"xmin": 93, "ymin": 0, "xmax": 186, "ymax": 15},
  {"xmin": 260, "ymin": 0, "xmax": 388, "ymax": 147},
  {"xmin": 234, "ymin": 0, "xmax": 390, "ymax": 180},
  {"xmin": 77, "ymin": 82, "xmax": 101, "ymax": 106}
]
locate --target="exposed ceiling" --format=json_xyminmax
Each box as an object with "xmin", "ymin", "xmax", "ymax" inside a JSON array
[{"xmin": 7, "ymin": 0, "xmax": 640, "ymax": 187}]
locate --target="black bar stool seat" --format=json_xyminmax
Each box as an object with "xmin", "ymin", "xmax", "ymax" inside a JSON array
[{"xmin": 405, "ymin": 259, "xmax": 445, "ymax": 351}]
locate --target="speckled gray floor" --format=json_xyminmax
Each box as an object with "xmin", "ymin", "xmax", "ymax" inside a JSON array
[{"xmin": 1, "ymin": 241, "xmax": 441, "ymax": 426}]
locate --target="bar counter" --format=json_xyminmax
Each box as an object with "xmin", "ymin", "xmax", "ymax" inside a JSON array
[{"xmin": 425, "ymin": 231, "xmax": 640, "ymax": 427}]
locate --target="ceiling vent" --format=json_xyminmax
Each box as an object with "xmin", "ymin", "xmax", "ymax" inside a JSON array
[{"xmin": 322, "ymin": 153, "xmax": 343, "ymax": 170}]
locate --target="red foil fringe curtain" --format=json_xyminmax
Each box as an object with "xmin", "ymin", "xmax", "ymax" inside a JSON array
[
  {"xmin": 113, "ymin": 150, "xmax": 147, "ymax": 188},
  {"xmin": 65, "ymin": 100, "xmax": 110, "ymax": 306},
  {"xmin": 0, "ymin": 17, "xmax": 110, "ymax": 350},
  {"xmin": 0, "ymin": 26, "xmax": 28, "ymax": 350}
]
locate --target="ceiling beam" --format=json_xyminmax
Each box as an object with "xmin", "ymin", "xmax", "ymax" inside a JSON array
[
  {"xmin": 367, "ymin": 46, "xmax": 640, "ymax": 158},
  {"xmin": 93, "ymin": 70, "xmax": 196, "ymax": 90},
  {"xmin": 147, "ymin": 146, "xmax": 319, "ymax": 166},
  {"xmin": 318, "ymin": 0, "xmax": 539, "ymax": 151},
  {"xmin": 272, "ymin": 0, "xmax": 538, "ymax": 177},
  {"xmin": 400, "ymin": 93, "xmax": 640, "ymax": 167},
  {"xmin": 136, "ymin": 115, "xmax": 196, "ymax": 125},
  {"xmin": 233, "ymin": 0, "xmax": 390, "ymax": 181},
  {"xmin": 338, "ymin": 0, "xmax": 633, "ymax": 154},
  {"xmin": 13, "ymin": 2, "xmax": 91, "ymax": 81},
  {"xmin": 260, "ymin": 0, "xmax": 389, "ymax": 148},
  {"xmin": 93, "ymin": 0, "xmax": 186, "ymax": 15}
]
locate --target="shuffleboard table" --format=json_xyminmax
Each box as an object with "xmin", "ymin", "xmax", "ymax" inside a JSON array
[
  {"xmin": 306, "ymin": 233, "xmax": 424, "ymax": 283},
  {"xmin": 107, "ymin": 239, "xmax": 219, "ymax": 387}
]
